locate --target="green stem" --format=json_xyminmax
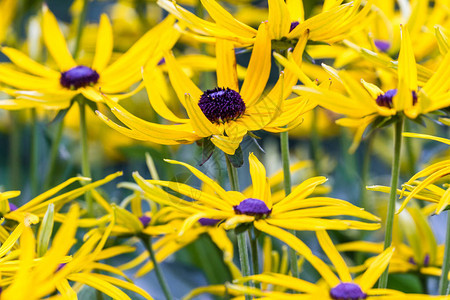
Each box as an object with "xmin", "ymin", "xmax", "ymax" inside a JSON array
[
  {"xmin": 9, "ymin": 112, "xmax": 20, "ymax": 189},
  {"xmin": 439, "ymin": 213, "xmax": 450, "ymax": 294},
  {"xmin": 30, "ymin": 108, "xmax": 39, "ymax": 196},
  {"xmin": 44, "ymin": 119, "xmax": 65, "ymax": 190},
  {"xmin": 310, "ymin": 108, "xmax": 321, "ymax": 176},
  {"xmin": 73, "ymin": 0, "xmax": 89, "ymax": 59},
  {"xmin": 280, "ymin": 131, "xmax": 299, "ymax": 278},
  {"xmin": 361, "ymin": 132, "xmax": 375, "ymax": 210},
  {"xmin": 378, "ymin": 116, "xmax": 404, "ymax": 289},
  {"xmin": 404, "ymin": 121, "xmax": 416, "ymax": 175},
  {"xmin": 225, "ymin": 155, "xmax": 252, "ymax": 299},
  {"xmin": 140, "ymin": 234, "xmax": 173, "ymax": 300},
  {"xmin": 78, "ymin": 98, "xmax": 92, "ymax": 215},
  {"xmin": 249, "ymin": 227, "xmax": 259, "ymax": 277}
]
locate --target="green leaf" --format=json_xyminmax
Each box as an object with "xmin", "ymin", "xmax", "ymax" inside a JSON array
[
  {"xmin": 37, "ymin": 203, "xmax": 55, "ymax": 257},
  {"xmin": 226, "ymin": 145, "xmax": 244, "ymax": 168}
]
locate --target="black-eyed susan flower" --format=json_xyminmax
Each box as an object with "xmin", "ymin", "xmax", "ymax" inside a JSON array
[
  {"xmin": 0, "ymin": 6, "xmax": 179, "ymax": 110},
  {"xmin": 132, "ymin": 152, "xmax": 380, "ymax": 239},
  {"xmin": 227, "ymin": 230, "xmax": 446, "ymax": 299},
  {"xmin": 281, "ymin": 25, "xmax": 450, "ymax": 152},
  {"xmin": 158, "ymin": 0, "xmax": 373, "ymax": 46},
  {"xmin": 98, "ymin": 23, "xmax": 312, "ymax": 155}
]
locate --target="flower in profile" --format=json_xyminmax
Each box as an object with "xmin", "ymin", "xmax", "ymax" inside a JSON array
[
  {"xmin": 133, "ymin": 152, "xmax": 380, "ymax": 239},
  {"xmin": 98, "ymin": 23, "xmax": 312, "ymax": 155},
  {"xmin": 0, "ymin": 6, "xmax": 179, "ymax": 110},
  {"xmin": 228, "ymin": 230, "xmax": 444, "ymax": 299},
  {"xmin": 368, "ymin": 133, "xmax": 450, "ymax": 214},
  {"xmin": 158, "ymin": 0, "xmax": 373, "ymax": 46},
  {"xmin": 281, "ymin": 25, "xmax": 450, "ymax": 152}
]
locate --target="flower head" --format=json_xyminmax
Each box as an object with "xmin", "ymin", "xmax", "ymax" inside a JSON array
[
  {"xmin": 98, "ymin": 23, "xmax": 312, "ymax": 155},
  {"xmin": 281, "ymin": 25, "xmax": 450, "ymax": 152},
  {"xmin": 0, "ymin": 6, "xmax": 179, "ymax": 110},
  {"xmin": 133, "ymin": 153, "xmax": 380, "ymax": 239}
]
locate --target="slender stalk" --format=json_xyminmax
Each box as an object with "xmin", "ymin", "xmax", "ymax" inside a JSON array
[
  {"xmin": 30, "ymin": 108, "xmax": 39, "ymax": 196},
  {"xmin": 310, "ymin": 108, "xmax": 321, "ymax": 176},
  {"xmin": 378, "ymin": 116, "xmax": 404, "ymax": 289},
  {"xmin": 9, "ymin": 112, "xmax": 20, "ymax": 189},
  {"xmin": 361, "ymin": 132, "xmax": 375, "ymax": 210},
  {"xmin": 438, "ymin": 212, "xmax": 450, "ymax": 294},
  {"xmin": 44, "ymin": 119, "xmax": 65, "ymax": 190},
  {"xmin": 225, "ymin": 155, "xmax": 252, "ymax": 299},
  {"xmin": 78, "ymin": 98, "xmax": 93, "ymax": 215},
  {"xmin": 73, "ymin": 0, "xmax": 89, "ymax": 59},
  {"xmin": 140, "ymin": 234, "xmax": 173, "ymax": 300},
  {"xmin": 249, "ymin": 227, "xmax": 259, "ymax": 276},
  {"xmin": 280, "ymin": 131, "xmax": 300, "ymax": 278}
]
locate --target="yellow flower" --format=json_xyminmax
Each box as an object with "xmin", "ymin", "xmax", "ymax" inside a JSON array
[
  {"xmin": 133, "ymin": 152, "xmax": 380, "ymax": 239},
  {"xmin": 158, "ymin": 0, "xmax": 373, "ymax": 46},
  {"xmin": 228, "ymin": 230, "xmax": 445, "ymax": 299},
  {"xmin": 280, "ymin": 25, "xmax": 450, "ymax": 152},
  {"xmin": 1, "ymin": 204, "xmax": 152, "ymax": 300},
  {"xmin": 98, "ymin": 23, "xmax": 311, "ymax": 155},
  {"xmin": 0, "ymin": 6, "xmax": 179, "ymax": 110}
]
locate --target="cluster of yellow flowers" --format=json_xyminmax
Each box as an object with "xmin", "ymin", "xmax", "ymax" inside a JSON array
[{"xmin": 0, "ymin": 0, "xmax": 448, "ymax": 299}]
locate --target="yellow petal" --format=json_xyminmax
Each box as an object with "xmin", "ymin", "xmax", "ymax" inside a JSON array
[
  {"xmin": 91, "ymin": 14, "xmax": 113, "ymax": 72},
  {"xmin": 1, "ymin": 47, "xmax": 60, "ymax": 78},
  {"xmin": 316, "ymin": 230, "xmax": 352, "ymax": 282},
  {"xmin": 66, "ymin": 273, "xmax": 131, "ymax": 300},
  {"xmin": 42, "ymin": 5, "xmax": 76, "ymax": 71},
  {"xmin": 240, "ymin": 22, "xmax": 271, "ymax": 107},
  {"xmin": 184, "ymin": 93, "xmax": 220, "ymax": 137},
  {"xmin": 254, "ymin": 220, "xmax": 340, "ymax": 287},
  {"xmin": 394, "ymin": 24, "xmax": 417, "ymax": 112},
  {"xmin": 249, "ymin": 153, "xmax": 269, "ymax": 204},
  {"xmin": 200, "ymin": 0, "xmax": 257, "ymax": 39},
  {"xmin": 216, "ymin": 39, "xmax": 239, "ymax": 91},
  {"xmin": 268, "ymin": 0, "xmax": 291, "ymax": 39},
  {"xmin": 356, "ymin": 246, "xmax": 395, "ymax": 290}
]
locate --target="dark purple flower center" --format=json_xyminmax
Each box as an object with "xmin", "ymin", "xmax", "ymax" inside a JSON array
[
  {"xmin": 289, "ymin": 21, "xmax": 300, "ymax": 32},
  {"xmin": 60, "ymin": 65, "xmax": 99, "ymax": 89},
  {"xmin": 198, "ymin": 218, "xmax": 221, "ymax": 226},
  {"xmin": 9, "ymin": 203, "xmax": 17, "ymax": 212},
  {"xmin": 198, "ymin": 87, "xmax": 246, "ymax": 124},
  {"xmin": 408, "ymin": 256, "xmax": 416, "ymax": 265},
  {"xmin": 374, "ymin": 40, "xmax": 390, "ymax": 52},
  {"xmin": 330, "ymin": 282, "xmax": 367, "ymax": 300},
  {"xmin": 375, "ymin": 89, "xmax": 418, "ymax": 108},
  {"xmin": 139, "ymin": 215, "xmax": 151, "ymax": 227},
  {"xmin": 233, "ymin": 198, "xmax": 271, "ymax": 218}
]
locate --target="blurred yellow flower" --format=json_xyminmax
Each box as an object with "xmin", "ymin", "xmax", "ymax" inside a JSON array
[{"xmin": 0, "ymin": 6, "xmax": 179, "ymax": 110}]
